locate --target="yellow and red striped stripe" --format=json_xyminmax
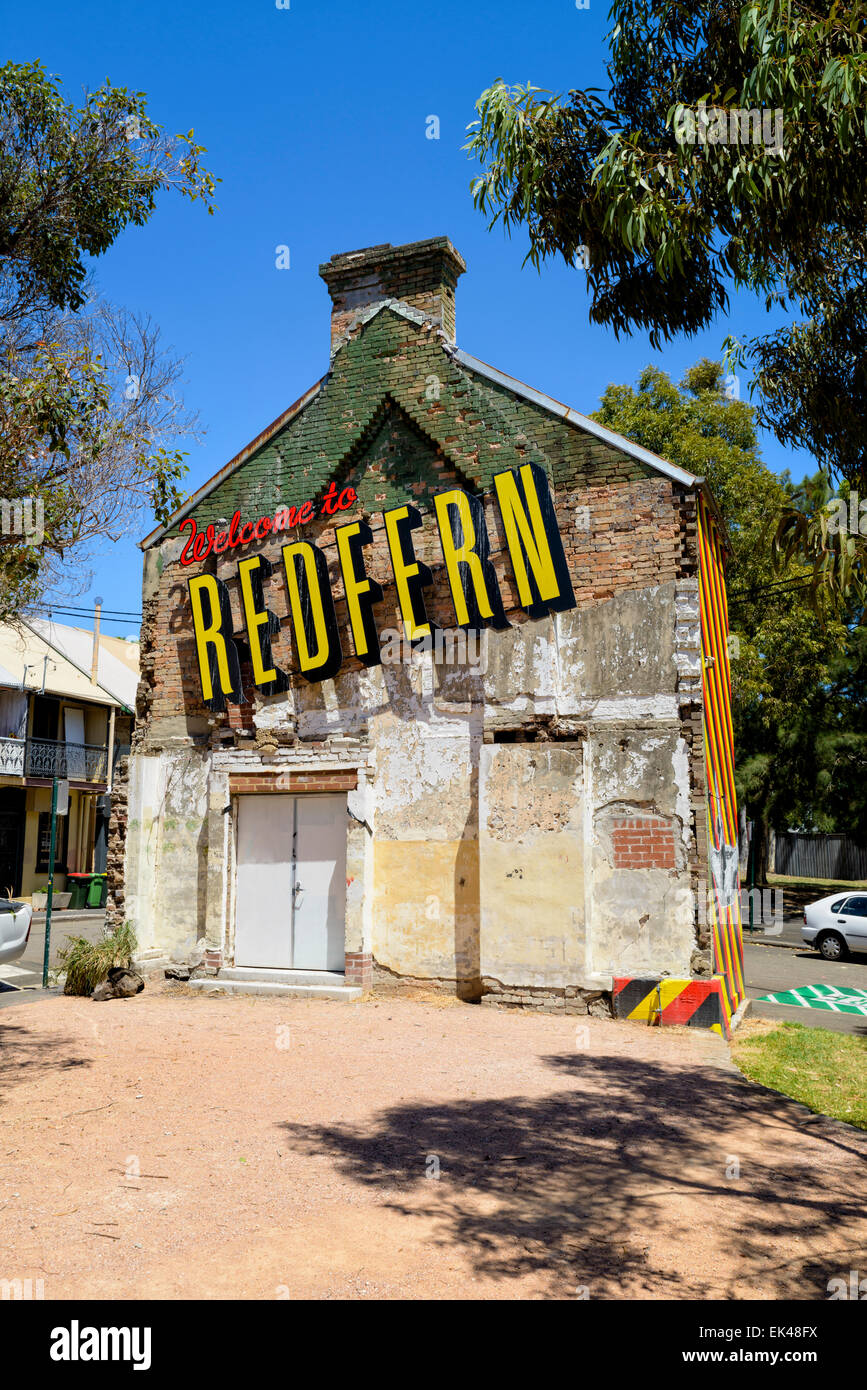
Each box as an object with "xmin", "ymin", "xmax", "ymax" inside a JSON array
[{"xmin": 698, "ymin": 494, "xmax": 745, "ymax": 1025}]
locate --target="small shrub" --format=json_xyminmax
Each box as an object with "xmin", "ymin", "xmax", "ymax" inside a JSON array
[{"xmin": 58, "ymin": 922, "xmax": 138, "ymax": 997}]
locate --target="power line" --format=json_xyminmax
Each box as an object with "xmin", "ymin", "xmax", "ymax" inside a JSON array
[{"xmin": 25, "ymin": 604, "xmax": 142, "ymax": 620}]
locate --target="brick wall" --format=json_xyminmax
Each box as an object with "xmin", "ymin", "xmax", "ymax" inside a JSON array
[
  {"xmin": 345, "ymin": 951, "xmax": 372, "ymax": 988},
  {"xmin": 104, "ymin": 754, "xmax": 129, "ymax": 928},
  {"xmin": 142, "ymin": 301, "xmax": 690, "ymax": 737},
  {"xmin": 320, "ymin": 237, "xmax": 466, "ymax": 346},
  {"xmin": 228, "ymin": 769, "xmax": 357, "ymax": 794},
  {"xmin": 612, "ymin": 816, "xmax": 677, "ymax": 870}
]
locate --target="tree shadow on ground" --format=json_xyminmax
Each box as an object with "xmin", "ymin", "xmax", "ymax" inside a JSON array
[
  {"xmin": 279, "ymin": 1050, "xmax": 867, "ymax": 1299},
  {"xmin": 0, "ymin": 1018, "xmax": 90, "ymax": 1102}
]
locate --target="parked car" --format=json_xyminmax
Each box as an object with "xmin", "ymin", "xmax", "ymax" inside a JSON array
[
  {"xmin": 802, "ymin": 892, "xmax": 867, "ymax": 961},
  {"xmin": 0, "ymin": 898, "xmax": 33, "ymax": 964}
]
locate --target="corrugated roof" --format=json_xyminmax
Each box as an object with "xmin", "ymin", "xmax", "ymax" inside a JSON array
[
  {"xmin": 0, "ymin": 620, "xmax": 137, "ymax": 709},
  {"xmin": 25, "ymin": 619, "xmax": 138, "ymax": 709}
]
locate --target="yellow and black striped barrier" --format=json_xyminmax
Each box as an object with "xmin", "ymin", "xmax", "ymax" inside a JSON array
[{"xmin": 613, "ymin": 976, "xmax": 728, "ymax": 1036}]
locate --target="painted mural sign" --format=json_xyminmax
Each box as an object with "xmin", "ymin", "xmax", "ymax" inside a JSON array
[{"xmin": 186, "ymin": 462, "xmax": 575, "ymax": 711}]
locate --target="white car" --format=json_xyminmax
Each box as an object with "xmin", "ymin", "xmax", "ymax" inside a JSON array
[
  {"xmin": 802, "ymin": 891, "xmax": 867, "ymax": 961},
  {"xmin": 0, "ymin": 899, "xmax": 33, "ymax": 965}
]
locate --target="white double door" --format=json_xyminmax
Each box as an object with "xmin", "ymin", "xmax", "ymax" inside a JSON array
[{"xmin": 234, "ymin": 794, "xmax": 346, "ymax": 971}]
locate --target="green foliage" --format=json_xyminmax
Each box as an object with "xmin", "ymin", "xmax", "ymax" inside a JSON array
[
  {"xmin": 0, "ymin": 60, "xmax": 217, "ymax": 319},
  {"xmin": 0, "ymin": 322, "xmax": 192, "ymax": 621},
  {"xmin": 592, "ymin": 358, "xmax": 867, "ymax": 840},
  {"xmin": 0, "ymin": 61, "xmax": 208, "ymax": 617},
  {"xmin": 466, "ymin": 3, "xmax": 867, "ymax": 487},
  {"xmin": 58, "ymin": 921, "xmax": 138, "ymax": 997},
  {"xmin": 148, "ymin": 448, "xmax": 192, "ymax": 528},
  {"xmin": 771, "ymin": 472, "xmax": 867, "ymax": 611}
]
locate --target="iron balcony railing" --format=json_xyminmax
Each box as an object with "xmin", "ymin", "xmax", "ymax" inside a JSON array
[
  {"xmin": 0, "ymin": 737, "xmax": 25, "ymax": 776},
  {"xmin": 0, "ymin": 737, "xmax": 108, "ymax": 782}
]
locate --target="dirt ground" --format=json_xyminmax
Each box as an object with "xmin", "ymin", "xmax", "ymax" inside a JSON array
[{"xmin": 2, "ymin": 981, "xmax": 866, "ymax": 1301}]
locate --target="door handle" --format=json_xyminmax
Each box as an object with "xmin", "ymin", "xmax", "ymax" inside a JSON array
[{"xmin": 838, "ymin": 918, "xmax": 847, "ymax": 924}]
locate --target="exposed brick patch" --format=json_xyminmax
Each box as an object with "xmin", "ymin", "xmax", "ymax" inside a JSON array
[
  {"xmin": 104, "ymin": 754, "xmax": 129, "ymax": 929},
  {"xmin": 371, "ymin": 960, "xmax": 461, "ymax": 997},
  {"xmin": 227, "ymin": 672, "xmax": 255, "ymax": 732},
  {"xmin": 228, "ymin": 769, "xmax": 358, "ymax": 795},
  {"xmin": 367, "ymin": 962, "xmax": 613, "ymax": 1016},
  {"xmin": 612, "ymin": 816, "xmax": 676, "ymax": 869},
  {"xmin": 345, "ymin": 952, "xmax": 373, "ymax": 988}
]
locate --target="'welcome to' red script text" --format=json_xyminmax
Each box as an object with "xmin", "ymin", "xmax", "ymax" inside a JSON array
[{"xmin": 178, "ymin": 482, "xmax": 358, "ymax": 565}]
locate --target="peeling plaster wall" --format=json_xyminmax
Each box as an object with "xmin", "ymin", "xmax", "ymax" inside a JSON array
[
  {"xmin": 587, "ymin": 727, "xmax": 696, "ymax": 980},
  {"xmin": 120, "ymin": 299, "xmax": 708, "ymax": 993},
  {"xmin": 125, "ymin": 748, "xmax": 210, "ymax": 955},
  {"xmin": 369, "ymin": 664, "xmax": 482, "ymax": 983},
  {"xmin": 123, "ymin": 573, "xmax": 704, "ymax": 987},
  {"xmin": 479, "ymin": 743, "xmax": 585, "ymax": 989},
  {"xmin": 482, "ymin": 583, "xmax": 679, "ymax": 719}
]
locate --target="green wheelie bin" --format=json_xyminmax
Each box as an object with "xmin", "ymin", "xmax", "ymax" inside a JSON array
[
  {"xmin": 86, "ymin": 873, "xmax": 107, "ymax": 908},
  {"xmin": 66, "ymin": 873, "xmax": 91, "ymax": 910}
]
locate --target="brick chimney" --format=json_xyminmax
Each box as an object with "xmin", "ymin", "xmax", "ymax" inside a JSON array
[{"xmin": 319, "ymin": 236, "xmax": 466, "ymax": 350}]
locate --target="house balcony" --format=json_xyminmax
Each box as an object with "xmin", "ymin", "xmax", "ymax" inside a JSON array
[{"xmin": 0, "ymin": 737, "xmax": 109, "ymax": 784}]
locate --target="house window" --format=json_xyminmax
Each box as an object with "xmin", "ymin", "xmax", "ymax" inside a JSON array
[
  {"xmin": 31, "ymin": 695, "xmax": 60, "ymax": 741},
  {"xmin": 35, "ymin": 811, "xmax": 67, "ymax": 873}
]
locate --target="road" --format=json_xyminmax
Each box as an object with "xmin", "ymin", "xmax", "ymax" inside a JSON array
[
  {"xmin": 0, "ymin": 910, "xmax": 105, "ymax": 1002},
  {"xmin": 743, "ymin": 936, "xmax": 867, "ymax": 1034}
]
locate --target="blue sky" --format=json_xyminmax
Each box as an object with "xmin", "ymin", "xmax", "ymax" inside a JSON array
[{"xmin": 7, "ymin": 0, "xmax": 813, "ymax": 636}]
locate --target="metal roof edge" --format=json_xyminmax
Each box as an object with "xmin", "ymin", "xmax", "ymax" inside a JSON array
[
  {"xmin": 20, "ymin": 618, "xmax": 128, "ymax": 708},
  {"xmin": 696, "ymin": 478, "xmax": 734, "ymax": 555},
  {"xmin": 452, "ymin": 349, "xmax": 699, "ymax": 489},
  {"xmin": 140, "ymin": 332, "xmax": 702, "ymax": 553},
  {"xmin": 139, "ymin": 378, "xmax": 325, "ymax": 550}
]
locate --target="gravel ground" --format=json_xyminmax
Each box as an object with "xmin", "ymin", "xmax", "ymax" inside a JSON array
[{"xmin": 2, "ymin": 982, "xmax": 865, "ymax": 1301}]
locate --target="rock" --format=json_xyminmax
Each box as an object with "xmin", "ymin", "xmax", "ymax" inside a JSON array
[
  {"xmin": 108, "ymin": 967, "xmax": 144, "ymax": 997},
  {"xmin": 587, "ymin": 995, "xmax": 613, "ymax": 1019},
  {"xmin": 165, "ymin": 965, "xmax": 191, "ymax": 981},
  {"xmin": 91, "ymin": 967, "xmax": 145, "ymax": 1001}
]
